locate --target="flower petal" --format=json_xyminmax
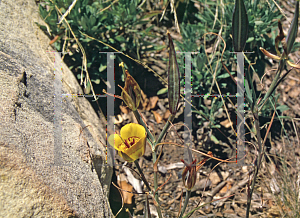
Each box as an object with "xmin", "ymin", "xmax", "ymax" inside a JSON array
[
  {"xmin": 108, "ymin": 134, "xmax": 125, "ymax": 151},
  {"xmin": 119, "ymin": 151, "xmax": 135, "ymax": 162},
  {"xmin": 123, "ymin": 135, "xmax": 146, "ymax": 162},
  {"xmin": 260, "ymin": 47, "xmax": 281, "ymax": 60},
  {"xmin": 287, "ymin": 60, "xmax": 300, "ymax": 69},
  {"xmin": 120, "ymin": 123, "xmax": 146, "ymax": 139}
]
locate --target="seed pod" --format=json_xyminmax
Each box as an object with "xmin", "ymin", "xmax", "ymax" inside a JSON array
[
  {"xmin": 232, "ymin": 0, "xmax": 249, "ymax": 52},
  {"xmin": 120, "ymin": 70, "xmax": 141, "ymax": 111},
  {"xmin": 167, "ymin": 31, "xmax": 180, "ymax": 115}
]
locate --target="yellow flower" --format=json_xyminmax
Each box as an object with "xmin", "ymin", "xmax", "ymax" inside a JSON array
[{"xmin": 108, "ymin": 123, "xmax": 146, "ymax": 162}]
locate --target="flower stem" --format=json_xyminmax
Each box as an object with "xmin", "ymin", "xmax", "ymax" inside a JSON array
[
  {"xmin": 134, "ymin": 160, "xmax": 152, "ymax": 193},
  {"xmin": 134, "ymin": 159, "xmax": 163, "ymax": 218},
  {"xmin": 156, "ymin": 114, "xmax": 175, "ymax": 147},
  {"xmin": 152, "ymin": 150, "xmax": 163, "ymax": 218},
  {"xmin": 179, "ymin": 190, "xmax": 191, "ymax": 218},
  {"xmin": 246, "ymin": 107, "xmax": 263, "ymax": 218}
]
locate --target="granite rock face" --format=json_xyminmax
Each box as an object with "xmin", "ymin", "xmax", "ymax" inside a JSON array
[{"xmin": 0, "ymin": 0, "xmax": 113, "ymax": 217}]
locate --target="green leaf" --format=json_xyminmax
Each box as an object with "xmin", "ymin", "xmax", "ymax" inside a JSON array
[
  {"xmin": 91, "ymin": 26, "xmax": 99, "ymax": 32},
  {"xmin": 232, "ymin": 0, "xmax": 249, "ymax": 52},
  {"xmin": 90, "ymin": 16, "xmax": 96, "ymax": 27},
  {"xmin": 115, "ymin": 35, "xmax": 126, "ymax": 42},
  {"xmin": 285, "ymin": 1, "xmax": 299, "ymax": 55},
  {"xmin": 217, "ymin": 73, "xmax": 231, "ymax": 79},
  {"xmin": 91, "ymin": 79, "xmax": 101, "ymax": 84},
  {"xmin": 39, "ymin": 5, "xmax": 48, "ymax": 19},
  {"xmin": 35, "ymin": 22, "xmax": 48, "ymax": 31},
  {"xmin": 210, "ymin": 135, "xmax": 220, "ymax": 144},
  {"xmin": 157, "ymin": 87, "xmax": 168, "ymax": 95},
  {"xmin": 140, "ymin": 11, "xmax": 162, "ymax": 20},
  {"xmin": 244, "ymin": 79, "xmax": 253, "ymax": 104},
  {"xmin": 276, "ymin": 105, "xmax": 289, "ymax": 112},
  {"xmin": 99, "ymin": 64, "xmax": 107, "ymax": 72},
  {"xmin": 81, "ymin": 16, "xmax": 88, "ymax": 31},
  {"xmin": 109, "ymin": 38, "xmax": 115, "ymax": 43},
  {"xmin": 246, "ymin": 37, "xmax": 254, "ymax": 43},
  {"xmin": 254, "ymin": 21, "xmax": 263, "ymax": 25}
]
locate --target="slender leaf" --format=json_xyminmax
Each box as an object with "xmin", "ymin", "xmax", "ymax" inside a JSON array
[
  {"xmin": 285, "ymin": 1, "xmax": 299, "ymax": 55},
  {"xmin": 245, "ymin": 78, "xmax": 253, "ymax": 104}
]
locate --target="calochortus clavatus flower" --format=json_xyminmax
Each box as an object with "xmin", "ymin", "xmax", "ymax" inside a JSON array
[
  {"xmin": 108, "ymin": 123, "xmax": 146, "ymax": 162},
  {"xmin": 119, "ymin": 69, "xmax": 142, "ymax": 111},
  {"xmin": 181, "ymin": 151, "xmax": 213, "ymax": 190}
]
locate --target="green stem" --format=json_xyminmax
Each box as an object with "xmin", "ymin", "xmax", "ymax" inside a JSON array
[
  {"xmin": 133, "ymin": 110, "xmax": 155, "ymax": 144},
  {"xmin": 152, "ymin": 150, "xmax": 163, "ymax": 218},
  {"xmin": 148, "ymin": 114, "xmax": 176, "ymax": 218},
  {"xmin": 134, "ymin": 160, "xmax": 163, "ymax": 218},
  {"xmin": 134, "ymin": 160, "xmax": 152, "ymax": 193},
  {"xmin": 156, "ymin": 114, "xmax": 175, "ymax": 147},
  {"xmin": 244, "ymin": 54, "xmax": 256, "ymax": 106},
  {"xmin": 246, "ymin": 107, "xmax": 263, "ymax": 218},
  {"xmin": 179, "ymin": 190, "xmax": 191, "ymax": 218}
]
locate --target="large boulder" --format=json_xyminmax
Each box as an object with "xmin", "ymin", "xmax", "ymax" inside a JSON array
[{"xmin": 0, "ymin": 0, "xmax": 113, "ymax": 217}]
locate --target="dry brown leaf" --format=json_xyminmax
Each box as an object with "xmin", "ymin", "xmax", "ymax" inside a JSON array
[
  {"xmin": 219, "ymin": 181, "xmax": 232, "ymax": 194},
  {"xmin": 267, "ymin": 205, "xmax": 282, "ymax": 217},
  {"xmin": 288, "ymin": 87, "xmax": 300, "ymax": 98},
  {"xmin": 152, "ymin": 110, "xmax": 162, "ymax": 124},
  {"xmin": 120, "ymin": 105, "xmax": 129, "ymax": 114},
  {"xmin": 220, "ymin": 119, "xmax": 232, "ymax": 128},
  {"xmin": 289, "ymin": 80, "xmax": 296, "ymax": 86},
  {"xmin": 141, "ymin": 89, "xmax": 147, "ymax": 100},
  {"xmin": 163, "ymin": 110, "xmax": 171, "ymax": 120},
  {"xmin": 140, "ymin": 90, "xmax": 150, "ymax": 110},
  {"xmin": 150, "ymin": 96, "xmax": 159, "ymax": 109},
  {"xmin": 114, "ymin": 114, "xmax": 123, "ymax": 124},
  {"xmin": 284, "ymin": 85, "xmax": 291, "ymax": 93},
  {"xmin": 118, "ymin": 180, "xmax": 134, "ymax": 205},
  {"xmin": 209, "ymin": 172, "xmax": 221, "ymax": 185}
]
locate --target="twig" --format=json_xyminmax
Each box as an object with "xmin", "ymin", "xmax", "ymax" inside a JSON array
[
  {"xmin": 179, "ymin": 190, "xmax": 191, "ymax": 218},
  {"xmin": 58, "ymin": 0, "xmax": 77, "ymax": 24},
  {"xmin": 112, "ymin": 182, "xmax": 124, "ymax": 217},
  {"xmin": 216, "ymin": 169, "xmax": 253, "ymax": 207}
]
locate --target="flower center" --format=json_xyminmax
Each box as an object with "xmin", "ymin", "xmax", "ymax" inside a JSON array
[{"xmin": 124, "ymin": 136, "xmax": 139, "ymax": 148}]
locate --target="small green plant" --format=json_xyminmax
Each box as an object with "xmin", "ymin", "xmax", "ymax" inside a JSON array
[{"xmin": 37, "ymin": 0, "xmax": 162, "ymax": 95}]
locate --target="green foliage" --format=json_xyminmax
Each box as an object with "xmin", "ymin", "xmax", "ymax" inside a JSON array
[
  {"xmin": 37, "ymin": 0, "xmax": 161, "ymax": 93},
  {"xmin": 174, "ymin": 0, "xmax": 283, "ymax": 128}
]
